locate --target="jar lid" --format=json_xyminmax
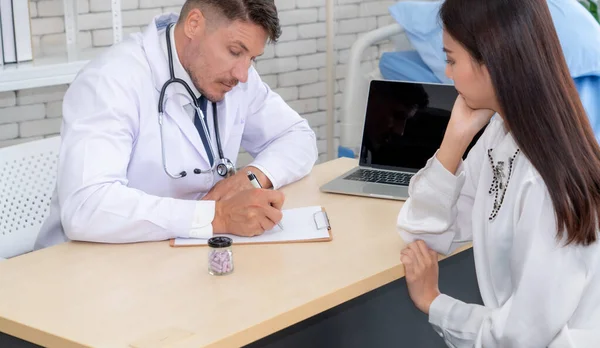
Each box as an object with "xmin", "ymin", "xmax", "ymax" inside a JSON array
[{"xmin": 208, "ymin": 236, "xmax": 233, "ymax": 248}]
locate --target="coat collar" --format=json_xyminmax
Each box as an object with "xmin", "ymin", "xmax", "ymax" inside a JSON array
[{"xmin": 143, "ymin": 13, "xmax": 178, "ymax": 95}]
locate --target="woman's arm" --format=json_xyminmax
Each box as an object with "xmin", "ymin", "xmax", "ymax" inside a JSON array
[{"xmin": 398, "ymin": 97, "xmax": 495, "ymax": 255}]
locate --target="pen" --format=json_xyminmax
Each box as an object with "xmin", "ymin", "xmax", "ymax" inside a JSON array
[{"xmin": 247, "ymin": 171, "xmax": 284, "ymax": 230}]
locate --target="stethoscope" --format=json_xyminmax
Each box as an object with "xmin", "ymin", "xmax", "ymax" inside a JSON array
[{"xmin": 157, "ymin": 23, "xmax": 236, "ymax": 179}]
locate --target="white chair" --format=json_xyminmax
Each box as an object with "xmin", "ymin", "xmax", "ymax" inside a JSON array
[{"xmin": 0, "ymin": 137, "xmax": 61, "ymax": 259}]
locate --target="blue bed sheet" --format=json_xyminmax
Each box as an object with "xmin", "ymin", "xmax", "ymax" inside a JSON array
[
  {"xmin": 379, "ymin": 50, "xmax": 441, "ymax": 83},
  {"xmin": 379, "ymin": 51, "xmax": 600, "ymax": 141},
  {"xmin": 380, "ymin": 0, "xmax": 600, "ymax": 141}
]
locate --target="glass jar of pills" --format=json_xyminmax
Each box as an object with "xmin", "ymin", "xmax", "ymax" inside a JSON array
[{"xmin": 208, "ymin": 237, "xmax": 234, "ymax": 276}]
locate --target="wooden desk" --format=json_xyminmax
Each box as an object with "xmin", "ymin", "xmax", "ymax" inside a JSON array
[{"xmin": 0, "ymin": 158, "xmax": 467, "ymax": 348}]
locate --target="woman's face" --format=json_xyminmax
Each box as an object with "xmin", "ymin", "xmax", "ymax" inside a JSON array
[{"xmin": 443, "ymin": 30, "xmax": 499, "ymax": 112}]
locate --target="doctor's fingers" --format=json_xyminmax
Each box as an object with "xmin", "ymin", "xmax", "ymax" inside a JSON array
[
  {"xmin": 262, "ymin": 205, "xmax": 283, "ymax": 226},
  {"xmin": 237, "ymin": 219, "xmax": 266, "ymax": 237},
  {"xmin": 261, "ymin": 189, "xmax": 285, "ymax": 210},
  {"xmin": 257, "ymin": 216, "xmax": 276, "ymax": 234}
]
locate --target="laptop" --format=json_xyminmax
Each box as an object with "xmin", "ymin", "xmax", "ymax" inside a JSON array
[{"xmin": 320, "ymin": 80, "xmax": 483, "ymax": 200}]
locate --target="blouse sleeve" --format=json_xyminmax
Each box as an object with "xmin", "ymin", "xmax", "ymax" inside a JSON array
[{"xmin": 397, "ymin": 124, "xmax": 490, "ymax": 255}]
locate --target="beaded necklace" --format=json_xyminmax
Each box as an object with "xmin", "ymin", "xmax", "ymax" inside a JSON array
[{"xmin": 487, "ymin": 148, "xmax": 520, "ymax": 221}]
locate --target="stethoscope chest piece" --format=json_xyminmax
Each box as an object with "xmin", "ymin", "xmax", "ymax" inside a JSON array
[{"xmin": 217, "ymin": 159, "xmax": 235, "ymax": 178}]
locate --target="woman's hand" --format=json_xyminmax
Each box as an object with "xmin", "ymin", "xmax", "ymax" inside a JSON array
[
  {"xmin": 436, "ymin": 96, "xmax": 495, "ymax": 174},
  {"xmin": 400, "ymin": 240, "xmax": 441, "ymax": 315},
  {"xmin": 448, "ymin": 95, "xmax": 495, "ymax": 140}
]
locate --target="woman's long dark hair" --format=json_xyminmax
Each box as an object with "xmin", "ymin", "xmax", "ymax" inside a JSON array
[{"xmin": 441, "ymin": 0, "xmax": 600, "ymax": 245}]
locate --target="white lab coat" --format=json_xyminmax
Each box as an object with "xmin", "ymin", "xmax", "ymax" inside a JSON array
[
  {"xmin": 34, "ymin": 14, "xmax": 317, "ymax": 249},
  {"xmin": 397, "ymin": 116, "xmax": 600, "ymax": 347}
]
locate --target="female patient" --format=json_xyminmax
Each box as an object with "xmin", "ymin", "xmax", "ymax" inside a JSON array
[{"xmin": 397, "ymin": 0, "xmax": 600, "ymax": 346}]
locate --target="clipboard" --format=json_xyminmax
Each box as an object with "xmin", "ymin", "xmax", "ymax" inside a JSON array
[{"xmin": 169, "ymin": 206, "xmax": 332, "ymax": 247}]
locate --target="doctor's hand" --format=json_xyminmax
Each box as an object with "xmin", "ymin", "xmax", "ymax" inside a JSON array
[
  {"xmin": 400, "ymin": 240, "xmax": 441, "ymax": 315},
  {"xmin": 212, "ymin": 188, "xmax": 284, "ymax": 237},
  {"xmin": 203, "ymin": 168, "xmax": 272, "ymax": 202}
]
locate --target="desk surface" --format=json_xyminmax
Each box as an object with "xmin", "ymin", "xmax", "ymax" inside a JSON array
[{"xmin": 0, "ymin": 158, "xmax": 467, "ymax": 348}]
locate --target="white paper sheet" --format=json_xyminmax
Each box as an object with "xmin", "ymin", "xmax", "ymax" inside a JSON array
[{"xmin": 173, "ymin": 206, "xmax": 330, "ymax": 246}]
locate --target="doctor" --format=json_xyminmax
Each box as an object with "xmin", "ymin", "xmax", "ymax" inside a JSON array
[{"xmin": 34, "ymin": 0, "xmax": 318, "ymax": 249}]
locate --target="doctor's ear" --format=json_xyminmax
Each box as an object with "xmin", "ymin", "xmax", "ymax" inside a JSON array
[{"xmin": 181, "ymin": 8, "xmax": 207, "ymax": 38}]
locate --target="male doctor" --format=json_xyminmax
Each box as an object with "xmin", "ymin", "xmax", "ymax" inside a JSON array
[{"xmin": 34, "ymin": 0, "xmax": 318, "ymax": 249}]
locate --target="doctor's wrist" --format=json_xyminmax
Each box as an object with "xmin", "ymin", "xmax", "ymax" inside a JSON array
[{"xmin": 212, "ymin": 201, "xmax": 226, "ymax": 234}]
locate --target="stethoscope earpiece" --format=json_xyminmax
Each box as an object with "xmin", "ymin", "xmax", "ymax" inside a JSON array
[{"xmin": 158, "ymin": 23, "xmax": 236, "ymax": 180}]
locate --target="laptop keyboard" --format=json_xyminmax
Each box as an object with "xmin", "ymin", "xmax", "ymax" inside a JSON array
[{"xmin": 344, "ymin": 169, "xmax": 413, "ymax": 186}]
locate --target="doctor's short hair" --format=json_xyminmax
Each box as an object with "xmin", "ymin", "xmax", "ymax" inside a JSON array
[{"xmin": 179, "ymin": 0, "xmax": 282, "ymax": 43}]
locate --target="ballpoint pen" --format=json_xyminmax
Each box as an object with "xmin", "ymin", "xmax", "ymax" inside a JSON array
[{"xmin": 247, "ymin": 171, "xmax": 284, "ymax": 230}]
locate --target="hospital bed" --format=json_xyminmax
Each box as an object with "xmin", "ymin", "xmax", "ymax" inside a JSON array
[
  {"xmin": 339, "ymin": 0, "xmax": 600, "ymax": 158},
  {"xmin": 340, "ymin": 23, "xmax": 405, "ymax": 158}
]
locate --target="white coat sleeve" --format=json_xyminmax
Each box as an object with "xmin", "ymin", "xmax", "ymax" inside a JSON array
[
  {"xmin": 397, "ymin": 129, "xmax": 488, "ymax": 255},
  {"xmin": 241, "ymin": 67, "xmax": 318, "ymax": 189},
  {"xmin": 58, "ymin": 68, "xmax": 212, "ymax": 243},
  {"xmin": 427, "ymin": 177, "xmax": 597, "ymax": 348}
]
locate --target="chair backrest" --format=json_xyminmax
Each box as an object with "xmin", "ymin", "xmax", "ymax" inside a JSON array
[{"xmin": 0, "ymin": 137, "xmax": 61, "ymax": 259}]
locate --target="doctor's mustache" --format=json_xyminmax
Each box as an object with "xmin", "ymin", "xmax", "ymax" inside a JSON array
[{"xmin": 220, "ymin": 78, "xmax": 239, "ymax": 88}]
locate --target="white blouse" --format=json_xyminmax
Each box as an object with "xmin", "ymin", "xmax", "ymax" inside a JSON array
[{"xmin": 397, "ymin": 116, "xmax": 600, "ymax": 347}]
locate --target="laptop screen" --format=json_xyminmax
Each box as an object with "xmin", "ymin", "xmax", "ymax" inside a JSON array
[{"xmin": 359, "ymin": 80, "xmax": 483, "ymax": 172}]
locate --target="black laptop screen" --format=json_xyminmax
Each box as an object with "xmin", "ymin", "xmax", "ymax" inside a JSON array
[{"xmin": 359, "ymin": 80, "xmax": 483, "ymax": 172}]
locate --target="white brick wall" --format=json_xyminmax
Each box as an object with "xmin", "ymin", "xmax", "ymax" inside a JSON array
[
  {"xmin": 0, "ymin": 124, "xmax": 19, "ymax": 141},
  {"xmin": 20, "ymin": 118, "xmax": 62, "ymax": 137},
  {"xmin": 1, "ymin": 0, "xmax": 405, "ymax": 163},
  {"xmin": 0, "ymin": 92, "xmax": 16, "ymax": 108}
]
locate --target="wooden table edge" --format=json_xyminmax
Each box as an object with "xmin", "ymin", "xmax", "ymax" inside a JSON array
[{"xmin": 0, "ymin": 316, "xmax": 90, "ymax": 348}]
